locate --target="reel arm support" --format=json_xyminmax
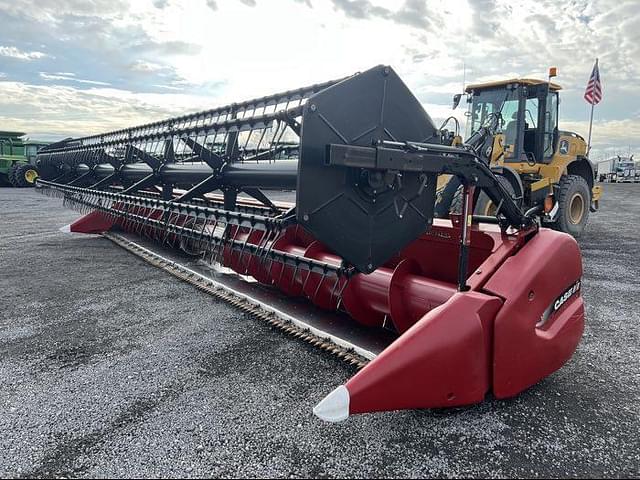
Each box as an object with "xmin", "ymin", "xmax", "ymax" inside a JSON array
[{"xmin": 327, "ymin": 141, "xmax": 535, "ymax": 231}]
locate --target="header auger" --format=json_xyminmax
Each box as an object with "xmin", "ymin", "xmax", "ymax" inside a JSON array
[{"xmin": 36, "ymin": 65, "xmax": 585, "ymax": 422}]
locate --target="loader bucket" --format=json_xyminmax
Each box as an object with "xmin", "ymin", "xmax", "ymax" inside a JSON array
[{"xmin": 36, "ymin": 65, "xmax": 585, "ymax": 420}]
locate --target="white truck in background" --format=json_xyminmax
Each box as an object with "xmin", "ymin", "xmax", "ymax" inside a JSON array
[{"xmin": 597, "ymin": 155, "xmax": 639, "ymax": 183}]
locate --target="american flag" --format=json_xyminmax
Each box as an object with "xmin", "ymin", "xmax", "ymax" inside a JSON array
[{"xmin": 584, "ymin": 59, "xmax": 602, "ymax": 105}]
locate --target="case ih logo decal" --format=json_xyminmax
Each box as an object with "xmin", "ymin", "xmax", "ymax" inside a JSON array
[
  {"xmin": 554, "ymin": 280, "xmax": 581, "ymax": 311},
  {"xmin": 538, "ymin": 279, "xmax": 581, "ymax": 327}
]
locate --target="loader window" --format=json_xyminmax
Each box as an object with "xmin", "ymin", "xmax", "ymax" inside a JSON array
[
  {"xmin": 523, "ymin": 97, "xmax": 539, "ymax": 156},
  {"xmin": 544, "ymin": 92, "xmax": 558, "ymax": 158},
  {"xmin": 525, "ymin": 98, "xmax": 538, "ymax": 128},
  {"xmin": 469, "ymin": 100, "xmax": 494, "ymax": 134},
  {"xmin": 468, "ymin": 89, "xmax": 518, "ymax": 138}
]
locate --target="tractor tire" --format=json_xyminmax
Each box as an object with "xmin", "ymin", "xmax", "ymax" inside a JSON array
[
  {"xmin": 13, "ymin": 163, "xmax": 40, "ymax": 187},
  {"xmin": 7, "ymin": 163, "xmax": 21, "ymax": 186},
  {"xmin": 549, "ymin": 174, "xmax": 590, "ymax": 237},
  {"xmin": 0, "ymin": 173, "xmax": 11, "ymax": 187}
]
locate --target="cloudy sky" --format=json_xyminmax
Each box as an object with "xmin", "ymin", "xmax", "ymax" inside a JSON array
[{"xmin": 0, "ymin": 0, "xmax": 637, "ymax": 160}]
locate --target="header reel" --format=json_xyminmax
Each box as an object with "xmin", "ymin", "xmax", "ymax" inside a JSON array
[{"xmin": 36, "ymin": 65, "xmax": 584, "ymax": 422}]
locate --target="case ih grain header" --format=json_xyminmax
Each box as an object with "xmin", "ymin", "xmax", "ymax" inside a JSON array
[{"xmin": 36, "ymin": 66, "xmax": 585, "ymax": 421}]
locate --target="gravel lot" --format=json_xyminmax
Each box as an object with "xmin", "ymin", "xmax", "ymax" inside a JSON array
[{"xmin": 0, "ymin": 184, "xmax": 638, "ymax": 478}]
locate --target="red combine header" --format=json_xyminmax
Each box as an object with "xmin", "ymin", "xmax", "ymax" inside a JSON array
[{"xmin": 36, "ymin": 65, "xmax": 584, "ymax": 421}]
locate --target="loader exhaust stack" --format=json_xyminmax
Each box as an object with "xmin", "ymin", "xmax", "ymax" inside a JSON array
[{"xmin": 36, "ymin": 65, "xmax": 585, "ymax": 421}]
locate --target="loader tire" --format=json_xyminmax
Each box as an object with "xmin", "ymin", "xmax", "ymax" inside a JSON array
[
  {"xmin": 8, "ymin": 163, "xmax": 21, "ymax": 186},
  {"xmin": 435, "ymin": 175, "xmax": 518, "ymax": 217},
  {"xmin": 550, "ymin": 174, "xmax": 590, "ymax": 237},
  {"xmin": 474, "ymin": 175, "xmax": 519, "ymax": 216},
  {"xmin": 13, "ymin": 163, "xmax": 39, "ymax": 187},
  {"xmin": 434, "ymin": 176, "xmax": 462, "ymax": 217}
]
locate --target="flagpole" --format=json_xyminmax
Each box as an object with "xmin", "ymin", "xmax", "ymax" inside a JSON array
[
  {"xmin": 586, "ymin": 57, "xmax": 598, "ymax": 155},
  {"xmin": 587, "ymin": 101, "xmax": 594, "ymax": 154}
]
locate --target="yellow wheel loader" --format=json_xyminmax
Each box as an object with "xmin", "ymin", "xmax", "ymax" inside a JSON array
[{"xmin": 436, "ymin": 76, "xmax": 602, "ymax": 237}]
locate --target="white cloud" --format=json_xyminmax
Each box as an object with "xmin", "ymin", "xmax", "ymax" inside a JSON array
[
  {"xmin": 0, "ymin": 0, "xmax": 636, "ymax": 162},
  {"xmin": 151, "ymin": 84, "xmax": 184, "ymax": 90},
  {"xmin": 39, "ymin": 72, "xmax": 111, "ymax": 86},
  {"xmin": 129, "ymin": 60, "xmax": 165, "ymax": 73},
  {"xmin": 561, "ymin": 118, "xmax": 640, "ymax": 160},
  {"xmin": 0, "ymin": 46, "xmax": 49, "ymax": 60},
  {"xmin": 0, "ymin": 80, "xmax": 218, "ymax": 139}
]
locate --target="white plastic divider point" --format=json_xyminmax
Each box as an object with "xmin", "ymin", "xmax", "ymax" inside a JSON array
[{"xmin": 313, "ymin": 385, "xmax": 350, "ymax": 422}]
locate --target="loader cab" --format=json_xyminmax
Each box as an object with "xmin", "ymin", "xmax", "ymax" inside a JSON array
[{"xmin": 464, "ymin": 80, "xmax": 561, "ymax": 164}]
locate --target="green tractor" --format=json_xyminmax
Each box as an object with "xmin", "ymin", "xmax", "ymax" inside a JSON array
[{"xmin": 0, "ymin": 131, "xmax": 48, "ymax": 187}]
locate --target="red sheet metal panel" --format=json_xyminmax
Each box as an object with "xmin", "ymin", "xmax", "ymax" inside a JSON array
[
  {"xmin": 483, "ymin": 229, "xmax": 584, "ymax": 398},
  {"xmin": 345, "ymin": 291, "xmax": 503, "ymax": 414}
]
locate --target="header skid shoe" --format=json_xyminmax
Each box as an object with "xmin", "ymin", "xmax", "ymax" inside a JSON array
[{"xmin": 35, "ymin": 65, "xmax": 586, "ymax": 421}]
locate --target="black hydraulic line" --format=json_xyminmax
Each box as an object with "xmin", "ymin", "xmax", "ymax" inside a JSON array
[{"xmin": 471, "ymin": 214, "xmax": 501, "ymax": 225}]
